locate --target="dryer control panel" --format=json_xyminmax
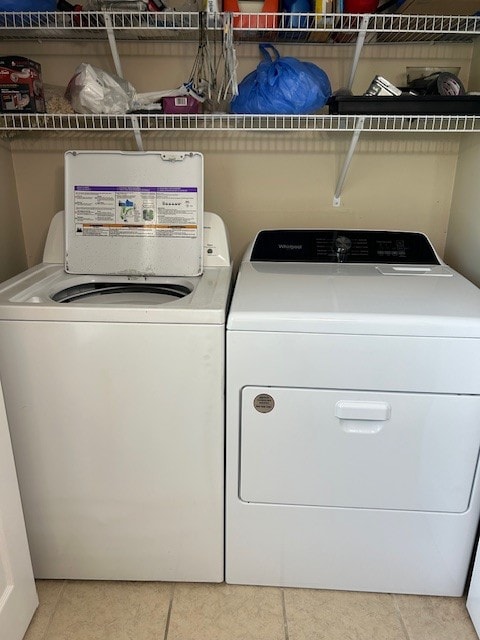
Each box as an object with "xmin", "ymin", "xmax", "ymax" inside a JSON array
[{"xmin": 250, "ymin": 230, "xmax": 440, "ymax": 265}]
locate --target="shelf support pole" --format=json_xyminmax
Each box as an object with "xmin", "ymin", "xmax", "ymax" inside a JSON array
[
  {"xmin": 347, "ymin": 14, "xmax": 370, "ymax": 92},
  {"xmin": 130, "ymin": 115, "xmax": 144, "ymax": 151},
  {"xmin": 333, "ymin": 116, "xmax": 365, "ymax": 207},
  {"xmin": 103, "ymin": 11, "xmax": 144, "ymax": 151},
  {"xmin": 104, "ymin": 11, "xmax": 124, "ymax": 79}
]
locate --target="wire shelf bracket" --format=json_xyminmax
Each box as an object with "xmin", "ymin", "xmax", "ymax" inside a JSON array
[
  {"xmin": 347, "ymin": 14, "xmax": 370, "ymax": 92},
  {"xmin": 333, "ymin": 115, "xmax": 365, "ymax": 207}
]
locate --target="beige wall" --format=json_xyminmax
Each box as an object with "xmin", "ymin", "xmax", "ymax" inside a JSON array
[
  {"xmin": 10, "ymin": 134, "xmax": 459, "ymax": 267},
  {"xmin": 0, "ymin": 38, "xmax": 475, "ymax": 268},
  {"xmin": 0, "ymin": 141, "xmax": 26, "ymax": 281},
  {"xmin": 444, "ymin": 135, "xmax": 480, "ymax": 286},
  {"xmin": 444, "ymin": 40, "xmax": 480, "ymax": 286}
]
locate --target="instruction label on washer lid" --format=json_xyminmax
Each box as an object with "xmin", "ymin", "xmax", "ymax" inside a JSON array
[{"xmin": 73, "ymin": 185, "xmax": 198, "ymax": 238}]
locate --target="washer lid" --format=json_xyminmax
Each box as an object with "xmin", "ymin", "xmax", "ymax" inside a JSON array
[{"xmin": 64, "ymin": 151, "xmax": 204, "ymax": 277}]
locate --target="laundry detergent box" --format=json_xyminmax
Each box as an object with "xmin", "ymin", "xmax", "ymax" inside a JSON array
[{"xmin": 0, "ymin": 56, "xmax": 46, "ymax": 113}]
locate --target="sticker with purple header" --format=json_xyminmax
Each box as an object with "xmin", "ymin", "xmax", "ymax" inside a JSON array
[{"xmin": 73, "ymin": 185, "xmax": 198, "ymax": 238}]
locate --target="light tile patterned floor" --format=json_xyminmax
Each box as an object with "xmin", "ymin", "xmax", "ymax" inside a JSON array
[{"xmin": 24, "ymin": 580, "xmax": 478, "ymax": 640}]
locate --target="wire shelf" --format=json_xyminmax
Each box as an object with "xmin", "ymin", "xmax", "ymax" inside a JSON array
[
  {"xmin": 1, "ymin": 113, "xmax": 480, "ymax": 133},
  {"xmin": 0, "ymin": 11, "xmax": 478, "ymax": 43},
  {"xmin": 1, "ymin": 13, "xmax": 479, "ymax": 137}
]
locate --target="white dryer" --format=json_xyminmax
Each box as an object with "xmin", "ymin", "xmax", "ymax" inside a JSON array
[
  {"xmin": 226, "ymin": 228, "xmax": 480, "ymax": 596},
  {"xmin": 0, "ymin": 150, "xmax": 232, "ymax": 582}
]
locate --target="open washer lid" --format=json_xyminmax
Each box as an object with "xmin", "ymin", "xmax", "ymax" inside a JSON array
[{"xmin": 64, "ymin": 150, "xmax": 204, "ymax": 277}]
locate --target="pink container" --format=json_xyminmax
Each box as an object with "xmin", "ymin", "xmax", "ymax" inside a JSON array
[
  {"xmin": 162, "ymin": 95, "xmax": 201, "ymax": 114},
  {"xmin": 344, "ymin": 0, "xmax": 378, "ymax": 12}
]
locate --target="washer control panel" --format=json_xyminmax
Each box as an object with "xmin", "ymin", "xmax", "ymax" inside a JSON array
[{"xmin": 250, "ymin": 230, "xmax": 440, "ymax": 265}]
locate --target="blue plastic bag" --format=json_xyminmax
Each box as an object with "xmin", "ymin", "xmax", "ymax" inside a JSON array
[
  {"xmin": 230, "ymin": 44, "xmax": 331, "ymax": 115},
  {"xmin": 0, "ymin": 0, "xmax": 56, "ymax": 8},
  {"xmin": 0, "ymin": 1, "xmax": 57, "ymax": 27},
  {"xmin": 282, "ymin": 0, "xmax": 311, "ymax": 30}
]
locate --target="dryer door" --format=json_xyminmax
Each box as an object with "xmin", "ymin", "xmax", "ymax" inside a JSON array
[{"xmin": 240, "ymin": 386, "xmax": 480, "ymax": 513}]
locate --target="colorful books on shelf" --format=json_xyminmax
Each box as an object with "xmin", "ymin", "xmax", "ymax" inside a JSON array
[{"xmin": 309, "ymin": 0, "xmax": 335, "ymax": 42}]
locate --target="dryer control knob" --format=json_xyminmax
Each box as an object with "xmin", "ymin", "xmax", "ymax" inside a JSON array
[{"xmin": 335, "ymin": 235, "xmax": 352, "ymax": 262}]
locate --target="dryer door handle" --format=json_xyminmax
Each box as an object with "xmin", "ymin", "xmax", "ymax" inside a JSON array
[{"xmin": 335, "ymin": 401, "xmax": 391, "ymax": 422}]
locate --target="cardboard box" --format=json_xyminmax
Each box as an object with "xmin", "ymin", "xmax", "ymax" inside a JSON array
[
  {"xmin": 0, "ymin": 56, "xmax": 45, "ymax": 113},
  {"xmin": 398, "ymin": 0, "xmax": 480, "ymax": 15}
]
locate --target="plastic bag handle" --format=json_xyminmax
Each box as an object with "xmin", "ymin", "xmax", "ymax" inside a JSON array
[{"xmin": 259, "ymin": 43, "xmax": 281, "ymax": 63}]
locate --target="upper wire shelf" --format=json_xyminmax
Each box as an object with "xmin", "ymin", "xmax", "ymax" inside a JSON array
[
  {"xmin": 0, "ymin": 11, "xmax": 479, "ymax": 43},
  {"xmin": 1, "ymin": 12, "xmax": 479, "ymax": 138},
  {"xmin": 1, "ymin": 113, "xmax": 480, "ymax": 134}
]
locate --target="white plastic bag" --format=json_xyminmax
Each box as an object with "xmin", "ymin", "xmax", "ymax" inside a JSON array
[{"xmin": 66, "ymin": 64, "xmax": 136, "ymax": 115}]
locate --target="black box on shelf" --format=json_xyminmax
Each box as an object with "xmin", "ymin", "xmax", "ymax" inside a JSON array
[
  {"xmin": 398, "ymin": 0, "xmax": 480, "ymax": 15},
  {"xmin": 328, "ymin": 95, "xmax": 480, "ymax": 116}
]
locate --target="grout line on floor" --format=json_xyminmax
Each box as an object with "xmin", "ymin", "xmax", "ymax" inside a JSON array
[
  {"xmin": 163, "ymin": 582, "xmax": 176, "ymax": 640},
  {"xmin": 392, "ymin": 593, "xmax": 412, "ymax": 640},
  {"xmin": 281, "ymin": 589, "xmax": 290, "ymax": 640},
  {"xmin": 38, "ymin": 579, "xmax": 68, "ymax": 640}
]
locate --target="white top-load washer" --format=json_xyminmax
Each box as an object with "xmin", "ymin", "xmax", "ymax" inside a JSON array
[
  {"xmin": 0, "ymin": 150, "xmax": 232, "ymax": 581},
  {"xmin": 226, "ymin": 228, "xmax": 480, "ymax": 596}
]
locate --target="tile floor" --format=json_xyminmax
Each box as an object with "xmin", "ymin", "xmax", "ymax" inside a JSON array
[{"xmin": 23, "ymin": 579, "xmax": 478, "ymax": 640}]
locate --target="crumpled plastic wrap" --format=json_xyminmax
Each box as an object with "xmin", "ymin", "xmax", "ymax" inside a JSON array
[{"xmin": 65, "ymin": 64, "xmax": 137, "ymax": 115}]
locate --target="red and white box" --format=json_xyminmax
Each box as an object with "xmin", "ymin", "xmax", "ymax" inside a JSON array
[{"xmin": 0, "ymin": 56, "xmax": 46, "ymax": 113}]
